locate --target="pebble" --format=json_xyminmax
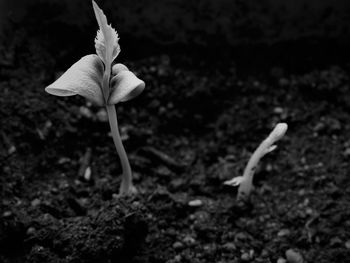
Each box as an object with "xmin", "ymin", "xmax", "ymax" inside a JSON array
[
  {"xmin": 235, "ymin": 232, "xmax": 249, "ymax": 241},
  {"xmin": 96, "ymin": 108, "xmax": 108, "ymax": 122},
  {"xmin": 279, "ymin": 78, "xmax": 290, "ymax": 86},
  {"xmin": 51, "ymin": 187, "xmax": 59, "ymax": 194},
  {"xmin": 31, "ymin": 198, "xmax": 41, "ymax": 207},
  {"xmin": 285, "ymin": 249, "xmax": 303, "ymax": 263},
  {"xmin": 274, "ymin": 107, "xmax": 284, "ymax": 114},
  {"xmin": 241, "ymin": 252, "xmax": 250, "ymax": 261},
  {"xmin": 58, "ymin": 157, "xmax": 70, "ymax": 164},
  {"xmin": 84, "ymin": 166, "xmax": 92, "ymax": 181},
  {"xmin": 203, "ymin": 243, "xmax": 216, "ymax": 254},
  {"xmin": 183, "ymin": 235, "xmax": 196, "ymax": 246},
  {"xmin": 277, "ymin": 258, "xmax": 287, "ymax": 263},
  {"xmin": 343, "ymin": 148, "xmax": 350, "ymax": 157},
  {"xmin": 278, "ymin": 229, "xmax": 291, "ymax": 237},
  {"xmin": 8, "ymin": 145, "xmax": 16, "ymax": 154},
  {"xmin": 345, "ymin": 240, "xmax": 350, "ymax": 249},
  {"xmin": 79, "ymin": 106, "xmax": 93, "ymax": 119},
  {"xmin": 173, "ymin": 255, "xmax": 182, "ymax": 262},
  {"xmin": 260, "ymin": 249, "xmax": 269, "ymax": 258},
  {"xmin": 222, "ymin": 242, "xmax": 236, "ymax": 251},
  {"xmin": 2, "ymin": 211, "xmax": 12, "ymax": 218},
  {"xmin": 188, "ymin": 199, "xmax": 203, "ymax": 207},
  {"xmin": 173, "ymin": 241, "xmax": 184, "ymax": 250},
  {"xmin": 26, "ymin": 227, "xmax": 36, "ymax": 235},
  {"xmin": 330, "ymin": 237, "xmax": 342, "ymax": 247}
]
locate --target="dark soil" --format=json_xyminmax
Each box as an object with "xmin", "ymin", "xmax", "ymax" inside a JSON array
[{"xmin": 1, "ymin": 29, "xmax": 350, "ymax": 263}]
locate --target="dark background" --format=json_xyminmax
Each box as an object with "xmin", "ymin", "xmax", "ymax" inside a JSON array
[
  {"xmin": 1, "ymin": 0, "xmax": 350, "ymax": 71},
  {"xmin": 1, "ymin": 1, "xmax": 350, "ymax": 262}
]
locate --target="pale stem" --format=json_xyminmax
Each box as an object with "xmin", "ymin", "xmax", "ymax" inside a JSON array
[
  {"xmin": 103, "ymin": 61, "xmax": 133, "ymax": 195},
  {"xmin": 238, "ymin": 138, "xmax": 271, "ymax": 200},
  {"xmin": 106, "ymin": 104, "xmax": 133, "ymax": 195},
  {"xmin": 237, "ymin": 123, "xmax": 287, "ymax": 200},
  {"xmin": 102, "ymin": 64, "xmax": 111, "ymax": 102}
]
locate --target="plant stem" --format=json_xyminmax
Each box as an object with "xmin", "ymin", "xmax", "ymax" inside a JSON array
[
  {"xmin": 106, "ymin": 104, "xmax": 133, "ymax": 195},
  {"xmin": 238, "ymin": 123, "xmax": 287, "ymax": 200},
  {"xmin": 102, "ymin": 64, "xmax": 111, "ymax": 102},
  {"xmin": 238, "ymin": 140, "xmax": 269, "ymax": 200}
]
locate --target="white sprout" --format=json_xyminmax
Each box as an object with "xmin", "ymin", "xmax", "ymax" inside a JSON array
[{"xmin": 224, "ymin": 123, "xmax": 288, "ymax": 201}]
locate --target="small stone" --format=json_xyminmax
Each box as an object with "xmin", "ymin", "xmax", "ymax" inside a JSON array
[
  {"xmin": 2, "ymin": 211, "xmax": 12, "ymax": 218},
  {"xmin": 328, "ymin": 117, "xmax": 341, "ymax": 131},
  {"xmin": 79, "ymin": 106, "xmax": 93, "ymax": 119},
  {"xmin": 260, "ymin": 249, "xmax": 269, "ymax": 258},
  {"xmin": 188, "ymin": 199, "xmax": 203, "ymax": 207},
  {"xmin": 51, "ymin": 187, "xmax": 59, "ymax": 194},
  {"xmin": 253, "ymin": 81, "xmax": 260, "ymax": 87},
  {"xmin": 274, "ymin": 107, "xmax": 284, "ymax": 114},
  {"xmin": 277, "ymin": 258, "xmax": 287, "ymax": 263},
  {"xmin": 133, "ymin": 172, "xmax": 141, "ymax": 181},
  {"xmin": 159, "ymin": 106, "xmax": 167, "ymax": 115},
  {"xmin": 84, "ymin": 167, "xmax": 92, "ymax": 181},
  {"xmin": 74, "ymin": 179, "xmax": 81, "ymax": 186},
  {"xmin": 222, "ymin": 242, "xmax": 236, "ymax": 251},
  {"xmin": 241, "ymin": 252, "xmax": 250, "ymax": 261},
  {"xmin": 313, "ymin": 122, "xmax": 325, "ymax": 133},
  {"xmin": 173, "ymin": 255, "xmax": 182, "ymax": 262},
  {"xmin": 173, "ymin": 241, "xmax": 184, "ymax": 250},
  {"xmin": 330, "ymin": 237, "xmax": 342, "ymax": 247},
  {"xmin": 8, "ymin": 145, "xmax": 16, "ymax": 154},
  {"xmin": 298, "ymin": 189, "xmax": 306, "ymax": 196},
  {"xmin": 31, "ymin": 198, "xmax": 41, "ymax": 207},
  {"xmin": 156, "ymin": 166, "xmax": 172, "ymax": 177},
  {"xmin": 285, "ymin": 249, "xmax": 303, "ymax": 263},
  {"xmin": 345, "ymin": 240, "xmax": 350, "ymax": 249},
  {"xmin": 235, "ymin": 232, "xmax": 248, "ymax": 241},
  {"xmin": 203, "ymin": 243, "xmax": 216, "ymax": 254},
  {"xmin": 32, "ymin": 245, "xmax": 45, "ymax": 253},
  {"xmin": 279, "ymin": 78, "xmax": 289, "ymax": 86},
  {"xmin": 170, "ymin": 178, "xmax": 184, "ymax": 190},
  {"xmin": 58, "ymin": 157, "xmax": 70, "ymax": 164},
  {"xmin": 183, "ymin": 235, "xmax": 195, "ymax": 246},
  {"xmin": 96, "ymin": 109, "xmax": 108, "ymax": 122},
  {"xmin": 344, "ymin": 148, "xmax": 350, "ymax": 157},
  {"xmin": 26, "ymin": 227, "xmax": 36, "ymax": 235},
  {"xmin": 305, "ymin": 207, "xmax": 313, "ymax": 215},
  {"xmin": 278, "ymin": 229, "xmax": 291, "ymax": 237}
]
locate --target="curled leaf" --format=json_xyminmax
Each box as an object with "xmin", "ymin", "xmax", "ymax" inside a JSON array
[
  {"xmin": 112, "ymin": 63, "xmax": 129, "ymax": 75},
  {"xmin": 92, "ymin": 0, "xmax": 120, "ymax": 65},
  {"xmin": 108, "ymin": 70, "xmax": 145, "ymax": 105},
  {"xmin": 224, "ymin": 176, "xmax": 245, "ymax": 186},
  {"xmin": 266, "ymin": 145, "xmax": 277, "ymax": 154},
  {"xmin": 45, "ymin": 55, "xmax": 105, "ymax": 106}
]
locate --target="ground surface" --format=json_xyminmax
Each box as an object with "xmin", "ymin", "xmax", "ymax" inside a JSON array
[{"xmin": 1, "ymin": 30, "xmax": 350, "ymax": 263}]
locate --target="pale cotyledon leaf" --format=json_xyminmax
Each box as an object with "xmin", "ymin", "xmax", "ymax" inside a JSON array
[
  {"xmin": 45, "ymin": 2, "xmax": 144, "ymax": 107},
  {"xmin": 45, "ymin": 54, "xmax": 105, "ymax": 106},
  {"xmin": 108, "ymin": 63, "xmax": 145, "ymax": 105}
]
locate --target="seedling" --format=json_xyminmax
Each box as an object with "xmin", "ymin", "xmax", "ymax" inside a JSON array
[
  {"xmin": 224, "ymin": 123, "xmax": 288, "ymax": 201},
  {"xmin": 45, "ymin": 1, "xmax": 145, "ymax": 195}
]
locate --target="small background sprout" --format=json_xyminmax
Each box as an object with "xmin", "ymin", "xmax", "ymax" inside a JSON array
[
  {"xmin": 224, "ymin": 123, "xmax": 288, "ymax": 201},
  {"xmin": 45, "ymin": 0, "xmax": 145, "ymax": 195}
]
